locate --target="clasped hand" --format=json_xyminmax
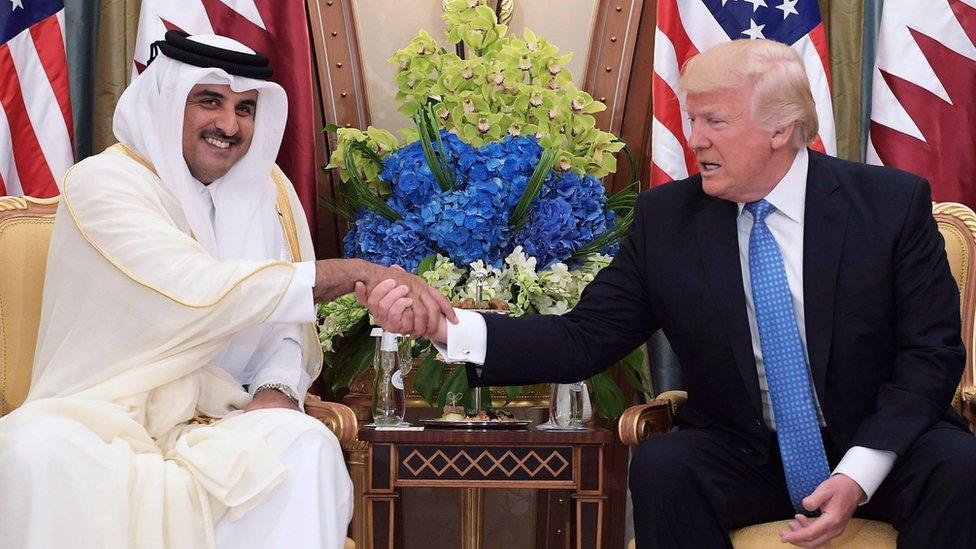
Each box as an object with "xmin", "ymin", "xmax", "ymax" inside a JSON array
[{"xmin": 356, "ymin": 266, "xmax": 456, "ymax": 340}]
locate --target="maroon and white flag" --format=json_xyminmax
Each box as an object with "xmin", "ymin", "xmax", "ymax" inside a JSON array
[{"xmin": 867, "ymin": 0, "xmax": 976, "ymax": 206}]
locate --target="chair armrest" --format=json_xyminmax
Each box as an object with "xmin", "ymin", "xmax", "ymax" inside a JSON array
[
  {"xmin": 305, "ymin": 394, "xmax": 359, "ymax": 448},
  {"xmin": 618, "ymin": 390, "xmax": 688, "ymax": 446}
]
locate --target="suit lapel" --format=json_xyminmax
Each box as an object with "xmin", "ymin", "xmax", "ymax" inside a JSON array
[
  {"xmin": 802, "ymin": 152, "xmax": 849, "ymax": 403},
  {"xmin": 695, "ymin": 196, "xmax": 763, "ymax": 418}
]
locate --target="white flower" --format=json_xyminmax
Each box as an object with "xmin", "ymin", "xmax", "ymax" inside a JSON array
[
  {"xmin": 544, "ymin": 262, "xmax": 572, "ymax": 286},
  {"xmin": 504, "ymin": 246, "xmax": 537, "ymax": 273}
]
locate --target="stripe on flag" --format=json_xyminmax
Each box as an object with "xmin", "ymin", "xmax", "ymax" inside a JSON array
[{"xmin": 0, "ymin": 1, "xmax": 73, "ymax": 197}]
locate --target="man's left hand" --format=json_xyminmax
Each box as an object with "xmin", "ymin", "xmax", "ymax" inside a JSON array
[
  {"xmin": 779, "ymin": 474, "xmax": 865, "ymax": 547},
  {"xmin": 245, "ymin": 388, "xmax": 300, "ymax": 412}
]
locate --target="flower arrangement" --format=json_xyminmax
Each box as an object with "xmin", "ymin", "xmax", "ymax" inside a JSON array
[{"xmin": 319, "ymin": 0, "xmax": 651, "ymax": 419}]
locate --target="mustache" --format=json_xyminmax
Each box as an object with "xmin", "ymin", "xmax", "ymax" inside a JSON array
[{"xmin": 201, "ymin": 129, "xmax": 241, "ymax": 145}]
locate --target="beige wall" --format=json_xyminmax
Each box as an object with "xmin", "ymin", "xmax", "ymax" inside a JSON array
[{"xmin": 351, "ymin": 0, "xmax": 599, "ymax": 133}]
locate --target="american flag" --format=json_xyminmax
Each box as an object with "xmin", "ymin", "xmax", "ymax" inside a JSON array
[
  {"xmin": 867, "ymin": 0, "xmax": 976, "ymax": 207},
  {"xmin": 0, "ymin": 0, "xmax": 73, "ymax": 197},
  {"xmin": 651, "ymin": 0, "xmax": 835, "ymax": 185}
]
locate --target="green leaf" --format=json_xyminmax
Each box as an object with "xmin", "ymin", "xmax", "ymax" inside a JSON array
[
  {"xmin": 504, "ymin": 384, "xmax": 525, "ymax": 406},
  {"xmin": 350, "ymin": 141, "xmax": 384, "ymax": 167},
  {"xmin": 438, "ymin": 366, "xmax": 473, "ymax": 409},
  {"xmin": 413, "ymin": 353, "xmax": 446, "ymax": 405},
  {"xmin": 509, "ymin": 148, "xmax": 557, "ymax": 228},
  {"xmin": 416, "ymin": 254, "xmax": 438, "ymax": 277},
  {"xmin": 339, "ymin": 147, "xmax": 402, "ymax": 221},
  {"xmin": 325, "ymin": 324, "xmax": 375, "ymax": 393},
  {"xmin": 413, "ymin": 106, "xmax": 455, "ymax": 192},
  {"xmin": 591, "ymin": 371, "xmax": 626, "ymax": 420},
  {"xmin": 617, "ymin": 348, "xmax": 653, "ymax": 396}
]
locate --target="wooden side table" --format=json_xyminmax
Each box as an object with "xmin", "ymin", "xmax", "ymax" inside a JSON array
[{"xmin": 359, "ymin": 426, "xmax": 613, "ymax": 549}]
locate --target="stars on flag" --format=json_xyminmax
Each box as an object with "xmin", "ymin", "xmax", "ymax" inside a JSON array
[
  {"xmin": 10, "ymin": 0, "xmax": 24, "ymax": 10},
  {"xmin": 719, "ymin": 0, "xmax": 800, "ymax": 19},
  {"xmin": 777, "ymin": 0, "xmax": 800, "ymax": 20},
  {"xmin": 741, "ymin": 19, "xmax": 766, "ymax": 39},
  {"xmin": 744, "ymin": 0, "xmax": 768, "ymax": 12}
]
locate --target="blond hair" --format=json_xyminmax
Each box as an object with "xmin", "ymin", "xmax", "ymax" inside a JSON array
[{"xmin": 679, "ymin": 39, "xmax": 818, "ymax": 148}]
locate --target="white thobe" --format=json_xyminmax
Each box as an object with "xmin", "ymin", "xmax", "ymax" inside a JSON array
[{"xmin": 196, "ymin": 180, "xmax": 353, "ymax": 548}]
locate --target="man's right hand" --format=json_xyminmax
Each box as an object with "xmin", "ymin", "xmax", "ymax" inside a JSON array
[
  {"xmin": 355, "ymin": 278, "xmax": 450, "ymax": 343},
  {"xmin": 312, "ymin": 258, "xmax": 456, "ymax": 339}
]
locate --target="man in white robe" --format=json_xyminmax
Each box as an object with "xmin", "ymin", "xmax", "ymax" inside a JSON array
[{"xmin": 0, "ymin": 32, "xmax": 454, "ymax": 549}]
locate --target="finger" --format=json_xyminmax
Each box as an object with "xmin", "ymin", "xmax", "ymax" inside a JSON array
[
  {"xmin": 411, "ymin": 291, "xmax": 429, "ymax": 338},
  {"xmin": 400, "ymin": 308, "xmax": 416, "ymax": 337},
  {"xmin": 803, "ymin": 483, "xmax": 831, "ymax": 512},
  {"xmin": 803, "ymin": 522, "xmax": 846, "ymax": 549},
  {"xmin": 355, "ymin": 281, "xmax": 368, "ymax": 305},
  {"xmin": 377, "ymin": 285, "xmax": 410, "ymax": 324},
  {"xmin": 387, "ymin": 297, "xmax": 413, "ymax": 331},
  {"xmin": 367, "ymin": 279, "xmax": 399, "ymax": 311},
  {"xmin": 427, "ymin": 295, "xmax": 444, "ymax": 339},
  {"xmin": 781, "ymin": 516, "xmax": 834, "ymax": 545},
  {"xmin": 419, "ymin": 290, "xmax": 440, "ymax": 339},
  {"xmin": 391, "ymin": 264, "xmax": 405, "ymax": 272},
  {"xmin": 432, "ymin": 288, "xmax": 458, "ymax": 323},
  {"xmin": 426, "ymin": 305, "xmax": 443, "ymax": 340}
]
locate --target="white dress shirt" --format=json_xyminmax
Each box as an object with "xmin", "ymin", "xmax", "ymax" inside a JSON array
[{"xmin": 438, "ymin": 148, "xmax": 896, "ymax": 502}]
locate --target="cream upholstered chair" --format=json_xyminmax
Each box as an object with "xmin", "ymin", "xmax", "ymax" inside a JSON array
[
  {"xmin": 0, "ymin": 195, "xmax": 58, "ymax": 415},
  {"xmin": 0, "ymin": 195, "xmax": 357, "ymax": 549},
  {"xmin": 619, "ymin": 202, "xmax": 976, "ymax": 549}
]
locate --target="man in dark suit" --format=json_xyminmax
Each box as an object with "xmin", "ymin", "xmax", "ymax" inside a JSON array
[{"xmin": 361, "ymin": 39, "xmax": 976, "ymax": 547}]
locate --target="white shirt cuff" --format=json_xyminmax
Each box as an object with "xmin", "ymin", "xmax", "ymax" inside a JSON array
[
  {"xmin": 265, "ymin": 261, "xmax": 316, "ymax": 324},
  {"xmin": 831, "ymin": 446, "xmax": 897, "ymax": 504},
  {"xmin": 431, "ymin": 309, "xmax": 487, "ymax": 365},
  {"xmin": 249, "ymin": 337, "xmax": 311, "ymax": 411}
]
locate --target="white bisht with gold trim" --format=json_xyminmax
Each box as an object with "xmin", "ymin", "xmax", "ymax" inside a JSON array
[{"xmin": 0, "ymin": 144, "xmax": 349, "ymax": 548}]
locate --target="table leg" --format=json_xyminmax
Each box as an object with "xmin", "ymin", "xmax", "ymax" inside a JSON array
[
  {"xmin": 460, "ymin": 487, "xmax": 484, "ymax": 549},
  {"xmin": 366, "ymin": 443, "xmax": 400, "ymax": 549},
  {"xmin": 573, "ymin": 495, "xmax": 605, "ymax": 549},
  {"xmin": 366, "ymin": 492, "xmax": 400, "ymax": 549},
  {"xmin": 573, "ymin": 444, "xmax": 608, "ymax": 548}
]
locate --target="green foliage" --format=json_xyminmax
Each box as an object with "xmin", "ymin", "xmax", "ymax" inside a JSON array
[
  {"xmin": 509, "ymin": 148, "xmax": 557, "ymax": 229},
  {"xmin": 322, "ymin": 126, "xmax": 401, "ymax": 221},
  {"xmin": 386, "ymin": 0, "xmax": 624, "ymax": 178}
]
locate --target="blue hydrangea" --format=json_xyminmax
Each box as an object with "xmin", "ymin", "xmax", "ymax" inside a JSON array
[
  {"xmin": 344, "ymin": 133, "xmax": 616, "ymax": 271},
  {"xmin": 342, "ymin": 209, "xmax": 434, "ymax": 272},
  {"xmin": 515, "ymin": 172, "xmax": 616, "ymax": 269}
]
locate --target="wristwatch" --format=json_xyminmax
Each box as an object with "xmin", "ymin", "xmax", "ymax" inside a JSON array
[{"xmin": 254, "ymin": 382, "xmax": 301, "ymax": 407}]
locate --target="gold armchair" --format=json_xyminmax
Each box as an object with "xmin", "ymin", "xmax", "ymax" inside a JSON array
[
  {"xmin": 0, "ymin": 195, "xmax": 356, "ymax": 548},
  {"xmin": 619, "ymin": 201, "xmax": 976, "ymax": 549}
]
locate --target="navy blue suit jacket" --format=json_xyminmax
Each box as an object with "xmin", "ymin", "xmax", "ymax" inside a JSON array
[{"xmin": 470, "ymin": 150, "xmax": 967, "ymax": 458}]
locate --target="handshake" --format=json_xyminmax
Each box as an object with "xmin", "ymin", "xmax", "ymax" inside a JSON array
[{"xmin": 311, "ymin": 258, "xmax": 457, "ymax": 342}]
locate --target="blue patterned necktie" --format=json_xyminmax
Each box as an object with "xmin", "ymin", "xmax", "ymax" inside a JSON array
[{"xmin": 746, "ymin": 199, "xmax": 830, "ymax": 512}]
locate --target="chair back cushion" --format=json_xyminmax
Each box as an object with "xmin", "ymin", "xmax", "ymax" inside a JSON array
[
  {"xmin": 933, "ymin": 202, "xmax": 976, "ymax": 419},
  {"xmin": 0, "ymin": 196, "xmax": 58, "ymax": 416}
]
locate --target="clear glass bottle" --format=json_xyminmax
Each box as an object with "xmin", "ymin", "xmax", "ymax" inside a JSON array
[
  {"xmin": 545, "ymin": 381, "xmax": 592, "ymax": 429},
  {"xmin": 371, "ymin": 330, "xmax": 407, "ymax": 425}
]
